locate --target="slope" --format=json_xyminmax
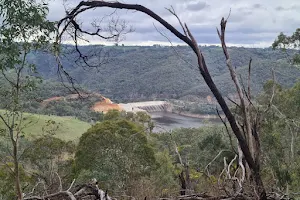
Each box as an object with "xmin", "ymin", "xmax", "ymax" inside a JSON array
[{"xmin": 0, "ymin": 111, "xmax": 91, "ymax": 141}]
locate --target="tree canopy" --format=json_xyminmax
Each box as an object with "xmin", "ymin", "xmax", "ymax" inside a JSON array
[
  {"xmin": 75, "ymin": 119, "xmax": 157, "ymax": 191},
  {"xmin": 273, "ymin": 28, "xmax": 300, "ymax": 64}
]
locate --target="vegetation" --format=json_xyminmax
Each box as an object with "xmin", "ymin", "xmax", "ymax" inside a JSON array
[
  {"xmin": 273, "ymin": 28, "xmax": 300, "ymax": 64},
  {"xmin": 258, "ymin": 81, "xmax": 300, "ymax": 192},
  {"xmin": 30, "ymin": 45, "xmax": 300, "ymax": 102},
  {"xmin": 55, "ymin": 1, "xmax": 300, "ymax": 199},
  {"xmin": 0, "ymin": 78, "xmax": 104, "ymax": 122},
  {"xmin": 57, "ymin": 2, "xmax": 275, "ymax": 199},
  {"xmin": 0, "ymin": 0, "xmax": 55, "ymax": 199},
  {"xmin": 75, "ymin": 119, "xmax": 157, "ymax": 194},
  {"xmin": 1, "ymin": 0, "xmax": 300, "ymax": 200}
]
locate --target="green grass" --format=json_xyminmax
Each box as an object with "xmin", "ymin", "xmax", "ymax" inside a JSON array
[{"xmin": 0, "ymin": 111, "xmax": 91, "ymax": 141}]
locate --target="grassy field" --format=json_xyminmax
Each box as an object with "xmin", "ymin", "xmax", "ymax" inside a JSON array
[{"xmin": 0, "ymin": 111, "xmax": 91, "ymax": 141}]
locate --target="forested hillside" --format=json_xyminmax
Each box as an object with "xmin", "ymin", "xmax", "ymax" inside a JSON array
[{"xmin": 29, "ymin": 45, "xmax": 300, "ymax": 102}]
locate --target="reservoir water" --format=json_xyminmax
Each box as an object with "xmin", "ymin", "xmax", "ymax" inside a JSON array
[{"xmin": 149, "ymin": 112, "xmax": 221, "ymax": 132}]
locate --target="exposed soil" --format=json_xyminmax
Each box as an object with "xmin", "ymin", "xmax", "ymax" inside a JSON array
[
  {"xmin": 42, "ymin": 93, "xmax": 122, "ymax": 113},
  {"xmin": 92, "ymin": 100, "xmax": 122, "ymax": 113}
]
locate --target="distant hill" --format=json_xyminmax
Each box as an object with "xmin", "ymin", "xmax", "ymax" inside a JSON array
[{"xmin": 28, "ymin": 45, "xmax": 300, "ymax": 102}]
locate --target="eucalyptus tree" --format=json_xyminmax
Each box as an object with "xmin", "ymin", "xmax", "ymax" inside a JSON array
[
  {"xmin": 273, "ymin": 28, "xmax": 300, "ymax": 64},
  {"xmin": 0, "ymin": 0, "xmax": 55, "ymax": 199}
]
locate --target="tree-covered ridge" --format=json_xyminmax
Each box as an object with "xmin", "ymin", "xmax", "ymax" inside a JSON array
[{"xmin": 29, "ymin": 45, "xmax": 300, "ymax": 102}]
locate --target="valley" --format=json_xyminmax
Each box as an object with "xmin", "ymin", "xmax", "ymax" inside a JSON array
[
  {"xmin": 2, "ymin": 1, "xmax": 300, "ymax": 199},
  {"xmin": 1, "ymin": 45, "xmax": 297, "ymax": 134}
]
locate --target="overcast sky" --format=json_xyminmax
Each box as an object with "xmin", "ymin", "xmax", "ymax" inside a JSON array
[{"xmin": 48, "ymin": 0, "xmax": 300, "ymax": 47}]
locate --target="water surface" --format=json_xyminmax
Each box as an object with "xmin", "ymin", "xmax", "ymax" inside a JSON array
[{"xmin": 150, "ymin": 112, "xmax": 220, "ymax": 132}]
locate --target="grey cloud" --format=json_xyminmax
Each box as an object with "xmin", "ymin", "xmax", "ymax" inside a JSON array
[
  {"xmin": 185, "ymin": 1, "xmax": 208, "ymax": 11},
  {"xmin": 275, "ymin": 6, "xmax": 285, "ymax": 11},
  {"xmin": 291, "ymin": 5, "xmax": 300, "ymax": 9},
  {"xmin": 227, "ymin": 12, "xmax": 251, "ymax": 23},
  {"xmin": 48, "ymin": 0, "xmax": 300, "ymax": 47},
  {"xmin": 252, "ymin": 3, "xmax": 262, "ymax": 8},
  {"xmin": 275, "ymin": 5, "xmax": 300, "ymax": 11},
  {"xmin": 125, "ymin": 26, "xmax": 275, "ymax": 45}
]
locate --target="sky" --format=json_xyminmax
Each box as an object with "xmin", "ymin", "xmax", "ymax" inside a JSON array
[{"xmin": 48, "ymin": 0, "xmax": 300, "ymax": 47}]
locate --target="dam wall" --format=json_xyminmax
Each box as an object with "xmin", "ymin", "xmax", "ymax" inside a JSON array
[{"xmin": 119, "ymin": 101, "xmax": 172, "ymax": 113}]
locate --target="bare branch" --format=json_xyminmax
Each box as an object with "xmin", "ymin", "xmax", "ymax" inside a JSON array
[
  {"xmin": 153, "ymin": 23, "xmax": 195, "ymax": 69},
  {"xmin": 184, "ymin": 24, "xmax": 208, "ymax": 73},
  {"xmin": 205, "ymin": 150, "xmax": 231, "ymax": 177},
  {"xmin": 226, "ymin": 8, "xmax": 232, "ymax": 21},
  {"xmin": 67, "ymin": 179, "xmax": 76, "ymax": 191},
  {"xmin": 263, "ymin": 68, "xmax": 276, "ymax": 113},
  {"xmin": 269, "ymin": 69, "xmax": 276, "ymax": 108},
  {"xmin": 227, "ymin": 155, "xmax": 237, "ymax": 179},
  {"xmin": 55, "ymin": 172, "xmax": 63, "ymax": 192},
  {"xmin": 227, "ymin": 97, "xmax": 240, "ymax": 108},
  {"xmin": 236, "ymin": 144, "xmax": 246, "ymax": 184},
  {"xmin": 1, "ymin": 69, "xmax": 16, "ymax": 88},
  {"xmin": 0, "ymin": 114, "xmax": 11, "ymax": 130},
  {"xmin": 217, "ymin": 109, "xmax": 237, "ymax": 154},
  {"xmin": 24, "ymin": 191, "xmax": 76, "ymax": 200},
  {"xmin": 165, "ymin": 6, "xmax": 187, "ymax": 36},
  {"xmin": 247, "ymin": 58, "xmax": 252, "ymax": 99}
]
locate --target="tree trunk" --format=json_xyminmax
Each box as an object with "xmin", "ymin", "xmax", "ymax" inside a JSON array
[
  {"xmin": 185, "ymin": 165, "xmax": 191, "ymax": 194},
  {"xmin": 179, "ymin": 171, "xmax": 187, "ymax": 195},
  {"xmin": 11, "ymin": 130, "xmax": 23, "ymax": 200},
  {"xmin": 14, "ymin": 158, "xmax": 23, "ymax": 200},
  {"xmin": 253, "ymin": 167, "xmax": 267, "ymax": 200}
]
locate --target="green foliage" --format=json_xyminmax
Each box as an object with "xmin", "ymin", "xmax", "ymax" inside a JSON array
[
  {"xmin": 39, "ymin": 99, "xmax": 103, "ymax": 122},
  {"xmin": 23, "ymin": 135, "xmax": 75, "ymax": 192},
  {"xmin": 24, "ymin": 135, "xmax": 75, "ymax": 168},
  {"xmin": 104, "ymin": 110, "xmax": 151, "ymax": 123},
  {"xmin": 154, "ymin": 126, "xmax": 234, "ymax": 192},
  {"xmin": 0, "ymin": 164, "xmax": 33, "ymax": 200},
  {"xmin": 170, "ymin": 99, "xmax": 219, "ymax": 115},
  {"xmin": 104, "ymin": 110, "xmax": 154, "ymax": 132},
  {"xmin": 0, "ymin": 135, "xmax": 75, "ymax": 198},
  {"xmin": 273, "ymin": 29, "xmax": 300, "ymax": 64},
  {"xmin": 75, "ymin": 119, "xmax": 157, "ymax": 190},
  {"xmin": 150, "ymin": 150, "xmax": 179, "ymax": 197},
  {"xmin": 103, "ymin": 109, "xmax": 124, "ymax": 120},
  {"xmin": 0, "ymin": 0, "xmax": 55, "ymax": 71},
  {"xmin": 126, "ymin": 150, "xmax": 179, "ymax": 199},
  {"xmin": 0, "ymin": 0, "xmax": 56, "ymax": 117},
  {"xmin": 259, "ymin": 81, "xmax": 300, "ymax": 191}
]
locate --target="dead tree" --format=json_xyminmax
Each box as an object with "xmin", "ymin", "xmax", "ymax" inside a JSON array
[
  {"xmin": 24, "ymin": 179, "xmax": 112, "ymax": 200},
  {"xmin": 57, "ymin": 1, "xmax": 267, "ymax": 199}
]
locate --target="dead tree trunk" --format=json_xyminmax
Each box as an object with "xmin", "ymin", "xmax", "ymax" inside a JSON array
[
  {"xmin": 179, "ymin": 171, "xmax": 187, "ymax": 196},
  {"xmin": 24, "ymin": 180, "xmax": 112, "ymax": 200},
  {"xmin": 57, "ymin": 2, "xmax": 267, "ymax": 199}
]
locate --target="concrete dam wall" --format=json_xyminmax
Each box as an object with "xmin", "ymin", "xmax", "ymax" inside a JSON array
[{"xmin": 119, "ymin": 101, "xmax": 172, "ymax": 113}]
